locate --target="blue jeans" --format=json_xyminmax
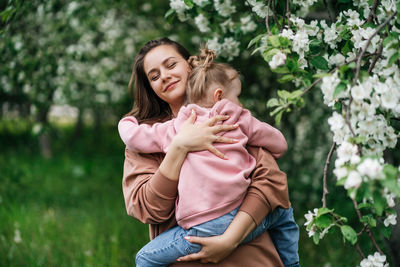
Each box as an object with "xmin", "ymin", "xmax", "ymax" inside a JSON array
[{"xmin": 135, "ymin": 207, "xmax": 300, "ymax": 267}]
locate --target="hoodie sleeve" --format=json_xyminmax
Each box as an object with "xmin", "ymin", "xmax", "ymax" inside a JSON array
[
  {"xmin": 239, "ymin": 109, "xmax": 288, "ymax": 159},
  {"xmin": 118, "ymin": 116, "xmax": 175, "ymax": 153}
]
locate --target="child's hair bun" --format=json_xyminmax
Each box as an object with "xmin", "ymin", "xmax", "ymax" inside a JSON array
[{"xmin": 188, "ymin": 46, "xmax": 216, "ymax": 71}]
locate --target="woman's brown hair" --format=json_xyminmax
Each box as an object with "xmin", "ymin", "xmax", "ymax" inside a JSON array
[
  {"xmin": 125, "ymin": 37, "xmax": 190, "ymax": 123},
  {"xmin": 186, "ymin": 46, "xmax": 236, "ymax": 107}
]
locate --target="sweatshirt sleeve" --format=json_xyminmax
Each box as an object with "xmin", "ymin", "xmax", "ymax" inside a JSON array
[
  {"xmin": 238, "ymin": 146, "xmax": 290, "ymax": 226},
  {"xmin": 239, "ymin": 109, "xmax": 287, "ymax": 159},
  {"xmin": 118, "ymin": 116, "xmax": 175, "ymax": 153},
  {"xmin": 122, "ymin": 148, "xmax": 178, "ymax": 224}
]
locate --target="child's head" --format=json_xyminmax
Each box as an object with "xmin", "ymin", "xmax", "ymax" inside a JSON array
[{"xmin": 186, "ymin": 47, "xmax": 242, "ymax": 107}]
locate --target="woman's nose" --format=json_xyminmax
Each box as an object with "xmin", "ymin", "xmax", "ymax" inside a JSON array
[{"xmin": 160, "ymin": 69, "xmax": 171, "ymax": 81}]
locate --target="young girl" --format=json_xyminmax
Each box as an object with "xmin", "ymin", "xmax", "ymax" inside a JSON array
[{"xmin": 119, "ymin": 47, "xmax": 299, "ymax": 267}]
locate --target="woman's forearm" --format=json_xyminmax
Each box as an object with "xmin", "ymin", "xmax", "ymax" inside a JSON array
[
  {"xmin": 222, "ymin": 211, "xmax": 256, "ymax": 248},
  {"xmin": 159, "ymin": 140, "xmax": 188, "ymax": 181}
]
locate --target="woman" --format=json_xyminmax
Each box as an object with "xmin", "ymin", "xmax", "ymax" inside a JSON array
[{"xmin": 122, "ymin": 37, "xmax": 290, "ymax": 266}]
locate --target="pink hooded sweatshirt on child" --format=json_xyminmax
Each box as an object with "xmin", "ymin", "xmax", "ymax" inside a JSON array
[{"xmin": 118, "ymin": 99, "xmax": 287, "ymax": 229}]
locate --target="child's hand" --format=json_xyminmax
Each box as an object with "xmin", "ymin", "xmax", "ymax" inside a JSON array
[{"xmin": 171, "ymin": 109, "xmax": 239, "ymax": 159}]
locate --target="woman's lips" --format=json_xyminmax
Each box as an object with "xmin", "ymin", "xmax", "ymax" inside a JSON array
[{"xmin": 165, "ymin": 81, "xmax": 178, "ymax": 91}]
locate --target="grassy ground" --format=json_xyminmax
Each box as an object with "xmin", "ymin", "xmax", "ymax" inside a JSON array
[
  {"xmin": 0, "ymin": 123, "xmax": 149, "ymax": 266},
  {"xmin": 0, "ymin": 120, "xmax": 392, "ymax": 266}
]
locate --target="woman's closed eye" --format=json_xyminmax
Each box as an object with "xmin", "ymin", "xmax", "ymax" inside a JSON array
[
  {"xmin": 150, "ymin": 74, "xmax": 160, "ymax": 81},
  {"xmin": 167, "ymin": 62, "xmax": 176, "ymax": 68}
]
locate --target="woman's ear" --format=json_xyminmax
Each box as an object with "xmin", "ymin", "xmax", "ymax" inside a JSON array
[{"xmin": 213, "ymin": 88, "xmax": 223, "ymax": 103}]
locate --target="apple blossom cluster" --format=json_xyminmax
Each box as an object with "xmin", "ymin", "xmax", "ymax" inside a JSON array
[
  {"xmin": 207, "ymin": 36, "xmax": 240, "ymax": 61},
  {"xmin": 168, "ymin": 0, "xmax": 259, "ymax": 61},
  {"xmin": 292, "ymin": 0, "xmax": 318, "ymax": 8},
  {"xmin": 359, "ymin": 252, "xmax": 389, "ymax": 267},
  {"xmin": 246, "ymin": 0, "xmax": 269, "ymax": 18}
]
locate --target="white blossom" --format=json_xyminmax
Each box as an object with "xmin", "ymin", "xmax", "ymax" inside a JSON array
[
  {"xmin": 194, "ymin": 0, "xmax": 209, "ymax": 7},
  {"xmin": 333, "ymin": 167, "xmax": 348, "ymax": 180},
  {"xmin": 292, "ymin": 0, "xmax": 318, "ymax": 8},
  {"xmin": 170, "ymin": 0, "xmax": 189, "ymax": 13},
  {"xmin": 247, "ymin": 0, "xmax": 268, "ymax": 18},
  {"xmin": 320, "ymin": 20, "xmax": 340, "ymax": 49},
  {"xmin": 384, "ymin": 214, "xmax": 397, "ymax": 227},
  {"xmin": 321, "ymin": 71, "xmax": 341, "ymax": 105},
  {"xmin": 344, "ymin": 171, "xmax": 362, "ymax": 189},
  {"xmin": 240, "ymin": 16, "xmax": 257, "ymax": 33},
  {"xmin": 360, "ymin": 252, "xmax": 389, "ymax": 267},
  {"xmin": 337, "ymin": 141, "xmax": 359, "ymax": 163},
  {"xmin": 214, "ymin": 0, "xmax": 236, "ymax": 17},
  {"xmin": 220, "ymin": 37, "xmax": 240, "ymax": 61},
  {"xmin": 194, "ymin": 14, "xmax": 210, "ymax": 33},
  {"xmin": 357, "ymin": 158, "xmax": 383, "ymax": 180},
  {"xmin": 269, "ymin": 52, "xmax": 286, "ymax": 69},
  {"xmin": 343, "ymin": 9, "xmax": 363, "ymax": 26}
]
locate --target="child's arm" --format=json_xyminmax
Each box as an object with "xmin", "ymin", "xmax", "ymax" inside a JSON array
[
  {"xmin": 118, "ymin": 116, "xmax": 175, "ymax": 153},
  {"xmin": 240, "ymin": 109, "xmax": 287, "ymax": 158}
]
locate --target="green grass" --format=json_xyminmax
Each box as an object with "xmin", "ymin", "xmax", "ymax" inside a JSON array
[{"xmin": 0, "ymin": 124, "xmax": 149, "ymax": 266}]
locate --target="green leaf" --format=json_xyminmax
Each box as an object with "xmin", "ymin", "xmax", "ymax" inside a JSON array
[
  {"xmin": 313, "ymin": 232, "xmax": 320, "ymax": 245},
  {"xmin": 164, "ymin": 8, "xmax": 175, "ymax": 18},
  {"xmin": 360, "ymin": 215, "xmax": 376, "ymax": 227},
  {"xmin": 310, "ymin": 56, "xmax": 329, "ymax": 70},
  {"xmin": 263, "ymin": 48, "xmax": 281, "ymax": 62},
  {"xmin": 275, "ymin": 109, "xmax": 284, "ymax": 125},
  {"xmin": 309, "ymin": 39, "xmax": 322, "ymax": 54},
  {"xmin": 278, "ymin": 74, "xmax": 295, "ymax": 83},
  {"xmin": 279, "ymin": 36, "xmax": 290, "ymax": 47},
  {"xmin": 271, "ymin": 66, "xmax": 290, "ymax": 74},
  {"xmin": 287, "ymin": 58, "xmax": 298, "ymax": 72},
  {"xmin": 315, "ymin": 215, "xmax": 332, "ymax": 228},
  {"xmin": 381, "ymin": 226, "xmax": 392, "ymax": 239},
  {"xmin": 340, "ymin": 225, "xmax": 357, "ymax": 245},
  {"xmin": 266, "ymin": 98, "xmax": 279, "ymax": 108},
  {"xmin": 270, "ymin": 106, "xmax": 285, "ymax": 116},
  {"xmin": 184, "ymin": 0, "xmax": 194, "ymax": 8},
  {"xmin": 277, "ymin": 90, "xmax": 291, "ymax": 99},
  {"xmin": 313, "ymin": 73, "xmax": 331, "ymax": 79},
  {"xmin": 334, "ymin": 101, "xmax": 342, "ymax": 112},
  {"xmin": 333, "ymin": 82, "xmax": 347, "ymax": 98},
  {"xmin": 358, "ymin": 203, "xmax": 372, "ymax": 209},
  {"xmin": 341, "ymin": 40, "xmax": 352, "ymax": 55},
  {"xmin": 290, "ymin": 90, "xmax": 304, "ymax": 99},
  {"xmin": 373, "ymin": 192, "xmax": 386, "ymax": 216},
  {"xmin": 318, "ymin": 208, "xmax": 334, "ymax": 216},
  {"xmin": 248, "ymin": 33, "xmax": 267, "ymax": 48},
  {"xmin": 383, "ymin": 164, "xmax": 399, "ymax": 180},
  {"xmin": 388, "ymin": 52, "xmax": 400, "ymax": 65},
  {"xmin": 267, "ymin": 35, "xmax": 281, "ymax": 47}
]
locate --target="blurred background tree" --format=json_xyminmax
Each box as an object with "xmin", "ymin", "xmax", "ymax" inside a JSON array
[{"xmin": 1, "ymin": 0, "xmax": 399, "ymax": 266}]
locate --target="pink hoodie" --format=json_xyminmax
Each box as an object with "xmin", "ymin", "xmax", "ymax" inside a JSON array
[{"xmin": 118, "ymin": 99, "xmax": 287, "ymax": 229}]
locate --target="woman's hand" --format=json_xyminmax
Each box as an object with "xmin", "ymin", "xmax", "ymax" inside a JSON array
[
  {"xmin": 171, "ymin": 109, "xmax": 239, "ymax": 159},
  {"xmin": 177, "ymin": 234, "xmax": 238, "ymax": 264}
]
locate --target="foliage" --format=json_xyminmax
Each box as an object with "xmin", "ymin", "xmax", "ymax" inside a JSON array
[{"xmin": 167, "ymin": 0, "xmax": 400, "ymax": 265}]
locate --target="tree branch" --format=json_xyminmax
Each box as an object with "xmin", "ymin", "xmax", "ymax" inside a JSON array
[
  {"xmin": 286, "ymin": 0, "xmax": 290, "ymax": 28},
  {"xmin": 368, "ymin": 42, "xmax": 383, "ymax": 73},
  {"xmin": 354, "ymin": 11, "xmax": 397, "ymax": 86},
  {"xmin": 271, "ymin": 0, "xmax": 281, "ymax": 31},
  {"xmin": 266, "ymin": 0, "xmax": 271, "ymax": 35},
  {"xmin": 367, "ymin": 0, "xmax": 380, "ymax": 23},
  {"xmin": 322, "ymin": 142, "xmax": 336, "ymax": 208},
  {"xmin": 323, "ymin": 0, "xmax": 334, "ymax": 22},
  {"xmin": 352, "ymin": 199, "xmax": 384, "ymax": 255}
]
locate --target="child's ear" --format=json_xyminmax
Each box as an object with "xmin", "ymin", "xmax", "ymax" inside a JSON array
[{"xmin": 213, "ymin": 88, "xmax": 223, "ymax": 102}]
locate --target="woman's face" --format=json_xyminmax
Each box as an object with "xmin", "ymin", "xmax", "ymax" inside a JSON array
[{"xmin": 143, "ymin": 45, "xmax": 190, "ymax": 112}]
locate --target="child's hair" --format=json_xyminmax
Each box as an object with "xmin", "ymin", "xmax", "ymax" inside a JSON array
[{"xmin": 186, "ymin": 46, "xmax": 236, "ymax": 106}]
